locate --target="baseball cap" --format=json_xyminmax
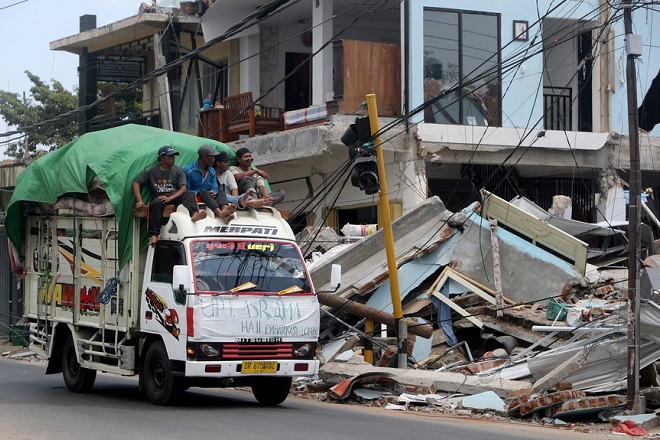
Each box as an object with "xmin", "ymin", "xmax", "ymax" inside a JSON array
[
  {"xmin": 198, "ymin": 145, "xmax": 220, "ymax": 156},
  {"xmin": 158, "ymin": 146, "xmax": 180, "ymax": 156},
  {"xmin": 215, "ymin": 151, "xmax": 230, "ymax": 163}
]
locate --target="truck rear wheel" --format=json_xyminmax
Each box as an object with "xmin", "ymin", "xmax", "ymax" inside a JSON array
[
  {"xmin": 62, "ymin": 336, "xmax": 96, "ymax": 393},
  {"xmin": 251, "ymin": 377, "xmax": 291, "ymax": 406},
  {"xmin": 144, "ymin": 341, "xmax": 178, "ymax": 405}
]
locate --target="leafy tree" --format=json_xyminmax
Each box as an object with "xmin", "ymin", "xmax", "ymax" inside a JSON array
[
  {"xmin": 97, "ymin": 82, "xmax": 143, "ymax": 120},
  {"xmin": 0, "ymin": 71, "xmax": 78, "ymax": 159},
  {"xmin": 0, "ymin": 73, "xmax": 145, "ymax": 160}
]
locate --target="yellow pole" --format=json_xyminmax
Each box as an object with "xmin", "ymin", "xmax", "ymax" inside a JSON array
[
  {"xmin": 366, "ymin": 94, "xmax": 406, "ymax": 368},
  {"xmin": 364, "ymin": 320, "xmax": 374, "ymax": 365}
]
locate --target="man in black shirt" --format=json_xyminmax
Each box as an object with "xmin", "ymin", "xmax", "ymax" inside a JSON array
[{"xmin": 133, "ymin": 146, "xmax": 203, "ymax": 245}]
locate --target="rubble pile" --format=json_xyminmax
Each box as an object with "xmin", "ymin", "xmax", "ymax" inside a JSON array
[{"xmin": 305, "ymin": 191, "xmax": 660, "ymax": 433}]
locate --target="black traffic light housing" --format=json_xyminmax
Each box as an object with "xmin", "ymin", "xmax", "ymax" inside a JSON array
[
  {"xmin": 341, "ymin": 115, "xmax": 379, "ymax": 194},
  {"xmin": 341, "ymin": 116, "xmax": 372, "ymax": 156},
  {"xmin": 351, "ymin": 156, "xmax": 379, "ymax": 195}
]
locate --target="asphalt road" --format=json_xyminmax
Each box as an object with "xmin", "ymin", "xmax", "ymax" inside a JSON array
[{"xmin": 0, "ymin": 357, "xmax": 621, "ymax": 440}]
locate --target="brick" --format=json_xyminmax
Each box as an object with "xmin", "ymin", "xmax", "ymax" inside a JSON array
[
  {"xmin": 519, "ymin": 390, "xmax": 585, "ymax": 417},
  {"xmin": 554, "ymin": 382, "xmax": 573, "ymax": 391},
  {"xmin": 547, "ymin": 395, "xmax": 626, "ymax": 418}
]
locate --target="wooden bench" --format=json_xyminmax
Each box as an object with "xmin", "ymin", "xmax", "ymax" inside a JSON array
[{"xmin": 222, "ymin": 92, "xmax": 284, "ymax": 141}]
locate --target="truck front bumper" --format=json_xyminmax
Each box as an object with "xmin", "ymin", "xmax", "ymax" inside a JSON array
[{"xmin": 184, "ymin": 359, "xmax": 320, "ymax": 377}]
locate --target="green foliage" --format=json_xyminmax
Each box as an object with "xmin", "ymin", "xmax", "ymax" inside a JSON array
[
  {"xmin": 97, "ymin": 82, "xmax": 143, "ymax": 118},
  {"xmin": 0, "ymin": 74, "xmax": 146, "ymax": 160},
  {"xmin": 0, "ymin": 71, "xmax": 78, "ymax": 159}
]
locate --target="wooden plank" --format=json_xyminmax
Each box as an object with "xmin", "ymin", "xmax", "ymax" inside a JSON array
[
  {"xmin": 429, "ymin": 285, "xmax": 484, "ymax": 329},
  {"xmin": 446, "ymin": 267, "xmax": 516, "ymax": 305}
]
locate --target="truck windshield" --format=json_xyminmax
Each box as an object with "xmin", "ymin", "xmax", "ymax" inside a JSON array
[{"xmin": 191, "ymin": 240, "xmax": 312, "ymax": 294}]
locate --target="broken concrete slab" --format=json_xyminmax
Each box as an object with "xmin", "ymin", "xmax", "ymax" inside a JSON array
[
  {"xmin": 461, "ymin": 391, "xmax": 506, "ymax": 413},
  {"xmin": 319, "ymin": 334, "xmax": 360, "ymax": 364},
  {"xmin": 311, "ymin": 197, "xmax": 459, "ymax": 293},
  {"xmin": 319, "ymin": 357, "xmax": 532, "ymax": 397}
]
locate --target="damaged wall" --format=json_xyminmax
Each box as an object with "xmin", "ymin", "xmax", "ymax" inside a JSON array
[{"xmin": 450, "ymin": 208, "xmax": 584, "ymax": 304}]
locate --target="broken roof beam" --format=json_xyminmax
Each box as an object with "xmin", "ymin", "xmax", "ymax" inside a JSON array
[{"xmin": 317, "ymin": 292, "xmax": 434, "ymax": 339}]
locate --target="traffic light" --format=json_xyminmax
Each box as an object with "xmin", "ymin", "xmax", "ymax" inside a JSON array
[
  {"xmin": 341, "ymin": 115, "xmax": 379, "ymax": 194},
  {"xmin": 340, "ymin": 116, "xmax": 372, "ymax": 156},
  {"xmin": 351, "ymin": 156, "xmax": 379, "ymax": 195}
]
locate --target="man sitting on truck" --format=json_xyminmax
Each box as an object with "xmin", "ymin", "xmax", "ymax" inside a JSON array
[
  {"xmin": 229, "ymin": 147, "xmax": 285, "ymax": 206},
  {"xmin": 133, "ymin": 145, "xmax": 204, "ymax": 245},
  {"xmin": 184, "ymin": 145, "xmax": 248, "ymax": 222},
  {"xmin": 214, "ymin": 151, "xmax": 271, "ymax": 208}
]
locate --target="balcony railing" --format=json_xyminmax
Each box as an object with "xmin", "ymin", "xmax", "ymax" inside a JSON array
[
  {"xmin": 88, "ymin": 109, "xmax": 161, "ymax": 133},
  {"xmin": 543, "ymin": 87, "xmax": 572, "ymax": 131}
]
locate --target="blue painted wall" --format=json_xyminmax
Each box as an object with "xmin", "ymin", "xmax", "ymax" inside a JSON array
[{"xmin": 408, "ymin": 1, "xmax": 660, "ymax": 136}]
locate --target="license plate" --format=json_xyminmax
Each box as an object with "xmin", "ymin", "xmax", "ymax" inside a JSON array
[{"xmin": 241, "ymin": 361, "xmax": 278, "ymax": 374}]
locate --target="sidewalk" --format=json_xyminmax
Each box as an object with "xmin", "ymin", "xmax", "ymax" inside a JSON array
[{"xmin": 0, "ymin": 335, "xmax": 33, "ymax": 358}]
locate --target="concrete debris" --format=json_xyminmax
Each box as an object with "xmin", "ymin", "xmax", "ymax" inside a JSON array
[
  {"xmin": 547, "ymin": 395, "xmax": 627, "ymax": 418},
  {"xmin": 352, "ymin": 388, "xmax": 385, "ymax": 400},
  {"xmin": 611, "ymin": 413, "xmax": 660, "ymax": 431},
  {"xmin": 461, "ymin": 391, "xmax": 506, "ymax": 413},
  {"xmin": 307, "ymin": 190, "xmax": 660, "ymax": 432},
  {"xmin": 508, "ymin": 389, "xmax": 587, "ymax": 417}
]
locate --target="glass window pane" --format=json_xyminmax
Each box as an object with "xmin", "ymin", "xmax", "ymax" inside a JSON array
[
  {"xmin": 462, "ymin": 13, "xmax": 500, "ymax": 126},
  {"xmin": 423, "ymin": 9, "xmax": 500, "ymax": 126},
  {"xmin": 424, "ymin": 10, "xmax": 460, "ymax": 123}
]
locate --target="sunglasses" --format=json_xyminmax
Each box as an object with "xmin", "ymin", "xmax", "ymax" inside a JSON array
[{"xmin": 243, "ymin": 157, "xmax": 254, "ymax": 162}]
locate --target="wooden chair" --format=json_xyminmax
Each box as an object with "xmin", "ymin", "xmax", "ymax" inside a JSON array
[{"xmin": 222, "ymin": 92, "xmax": 284, "ymax": 140}]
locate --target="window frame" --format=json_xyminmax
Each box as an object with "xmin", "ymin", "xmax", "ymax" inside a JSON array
[{"xmin": 422, "ymin": 7, "xmax": 502, "ymax": 127}]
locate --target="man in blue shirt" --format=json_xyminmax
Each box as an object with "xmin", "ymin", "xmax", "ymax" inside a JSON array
[{"xmin": 184, "ymin": 145, "xmax": 246, "ymax": 223}]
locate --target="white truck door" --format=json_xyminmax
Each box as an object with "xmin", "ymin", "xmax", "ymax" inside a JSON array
[{"xmin": 141, "ymin": 241, "xmax": 188, "ymax": 360}]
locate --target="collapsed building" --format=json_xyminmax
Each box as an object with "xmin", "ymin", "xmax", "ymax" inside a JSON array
[{"xmin": 299, "ymin": 189, "xmax": 660, "ymax": 429}]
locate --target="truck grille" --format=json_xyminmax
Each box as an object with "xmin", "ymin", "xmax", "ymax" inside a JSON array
[{"xmin": 222, "ymin": 343, "xmax": 292, "ymax": 359}]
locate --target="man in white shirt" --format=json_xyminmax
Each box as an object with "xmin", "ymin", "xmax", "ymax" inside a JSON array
[
  {"xmin": 228, "ymin": 147, "xmax": 285, "ymax": 206},
  {"xmin": 215, "ymin": 151, "xmax": 271, "ymax": 208}
]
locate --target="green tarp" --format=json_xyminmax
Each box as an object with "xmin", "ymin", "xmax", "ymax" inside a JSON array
[{"xmin": 7, "ymin": 124, "xmax": 236, "ymax": 269}]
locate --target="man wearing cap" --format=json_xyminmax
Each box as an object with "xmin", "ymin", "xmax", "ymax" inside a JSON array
[
  {"xmin": 229, "ymin": 147, "xmax": 285, "ymax": 206},
  {"xmin": 133, "ymin": 145, "xmax": 203, "ymax": 245},
  {"xmin": 214, "ymin": 151, "xmax": 272, "ymax": 208},
  {"xmin": 184, "ymin": 144, "xmax": 246, "ymax": 223}
]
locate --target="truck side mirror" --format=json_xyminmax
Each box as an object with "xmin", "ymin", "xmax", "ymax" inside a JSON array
[{"xmin": 172, "ymin": 265, "xmax": 190, "ymax": 304}]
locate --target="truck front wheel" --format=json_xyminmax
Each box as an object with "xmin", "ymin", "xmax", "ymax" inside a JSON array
[
  {"xmin": 144, "ymin": 341, "xmax": 178, "ymax": 405},
  {"xmin": 62, "ymin": 336, "xmax": 96, "ymax": 393},
  {"xmin": 251, "ymin": 377, "xmax": 291, "ymax": 406}
]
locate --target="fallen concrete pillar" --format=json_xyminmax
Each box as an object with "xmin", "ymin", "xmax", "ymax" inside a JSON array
[
  {"xmin": 319, "ymin": 358, "xmax": 532, "ymax": 397},
  {"xmin": 317, "ymin": 292, "xmax": 434, "ymax": 339}
]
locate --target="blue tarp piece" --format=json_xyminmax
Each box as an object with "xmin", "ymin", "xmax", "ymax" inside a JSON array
[
  {"xmin": 364, "ymin": 232, "xmax": 461, "ymax": 312},
  {"xmin": 430, "ymin": 284, "xmax": 459, "ymax": 346}
]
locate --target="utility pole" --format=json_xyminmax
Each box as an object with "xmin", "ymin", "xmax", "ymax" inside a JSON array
[
  {"xmin": 22, "ymin": 91, "xmax": 29, "ymax": 162},
  {"xmin": 365, "ymin": 94, "xmax": 407, "ymax": 368},
  {"xmin": 623, "ymin": 0, "xmax": 641, "ymax": 413}
]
